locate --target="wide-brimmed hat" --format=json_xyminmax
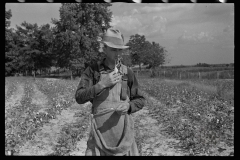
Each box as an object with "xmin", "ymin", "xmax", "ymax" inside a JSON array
[{"xmin": 99, "ymin": 28, "xmax": 129, "ymax": 49}]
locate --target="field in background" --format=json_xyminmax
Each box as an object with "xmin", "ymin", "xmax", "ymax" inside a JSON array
[
  {"xmin": 14, "ymin": 65, "xmax": 234, "ymax": 81},
  {"xmin": 132, "ymin": 66, "xmax": 234, "ymax": 80},
  {"xmin": 5, "ymin": 76, "xmax": 234, "ymax": 156}
]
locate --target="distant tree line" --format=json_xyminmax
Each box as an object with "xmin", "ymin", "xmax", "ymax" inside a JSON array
[
  {"xmin": 195, "ymin": 63, "xmax": 210, "ymax": 67},
  {"xmin": 5, "ymin": 3, "xmax": 169, "ymax": 78},
  {"xmin": 161, "ymin": 63, "xmax": 234, "ymax": 69}
]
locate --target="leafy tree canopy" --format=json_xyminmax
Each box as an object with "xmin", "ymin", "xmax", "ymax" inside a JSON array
[
  {"xmin": 126, "ymin": 34, "xmax": 169, "ymax": 70},
  {"xmin": 51, "ymin": 3, "xmax": 113, "ymax": 71}
]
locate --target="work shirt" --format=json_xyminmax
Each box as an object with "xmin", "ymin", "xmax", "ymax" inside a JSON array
[{"xmin": 75, "ymin": 58, "xmax": 145, "ymax": 114}]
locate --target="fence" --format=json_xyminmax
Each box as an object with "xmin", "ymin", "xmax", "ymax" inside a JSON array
[{"xmin": 133, "ymin": 69, "xmax": 234, "ymax": 80}]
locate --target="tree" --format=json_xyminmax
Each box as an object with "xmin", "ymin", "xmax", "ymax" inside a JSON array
[
  {"xmin": 34, "ymin": 24, "xmax": 55, "ymax": 73},
  {"xmin": 126, "ymin": 33, "xmax": 169, "ymax": 77},
  {"xmin": 195, "ymin": 63, "xmax": 210, "ymax": 67},
  {"xmin": 5, "ymin": 9, "xmax": 11, "ymax": 29},
  {"xmin": 51, "ymin": 3, "xmax": 112, "ymax": 79},
  {"xmin": 145, "ymin": 41, "xmax": 167, "ymax": 69},
  {"xmin": 5, "ymin": 9, "xmax": 15, "ymax": 76},
  {"xmin": 16, "ymin": 22, "xmax": 41, "ymax": 77},
  {"xmin": 5, "ymin": 9, "xmax": 27, "ymax": 76},
  {"xmin": 144, "ymin": 41, "xmax": 168, "ymax": 77},
  {"xmin": 7, "ymin": 31, "xmax": 27, "ymax": 75},
  {"xmin": 126, "ymin": 34, "xmax": 148, "ymax": 70},
  {"xmin": 14, "ymin": 22, "xmax": 55, "ymax": 77}
]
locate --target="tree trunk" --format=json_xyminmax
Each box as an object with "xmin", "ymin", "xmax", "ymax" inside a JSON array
[
  {"xmin": 150, "ymin": 67, "xmax": 156, "ymax": 77},
  {"xmin": 70, "ymin": 69, "xmax": 73, "ymax": 80},
  {"xmin": 139, "ymin": 64, "xmax": 141, "ymax": 71}
]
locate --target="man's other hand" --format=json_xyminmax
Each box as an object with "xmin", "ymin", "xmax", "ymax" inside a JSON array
[{"xmin": 115, "ymin": 103, "xmax": 130, "ymax": 115}]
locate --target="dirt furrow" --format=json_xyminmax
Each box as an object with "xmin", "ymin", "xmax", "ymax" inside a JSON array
[
  {"xmin": 69, "ymin": 112, "xmax": 91, "ymax": 156},
  {"xmin": 68, "ymin": 126, "xmax": 90, "ymax": 156},
  {"xmin": 31, "ymin": 83, "xmax": 49, "ymax": 113},
  {"xmin": 18, "ymin": 101, "xmax": 91, "ymax": 155},
  {"xmin": 133, "ymin": 95, "xmax": 187, "ymax": 156},
  {"xmin": 68, "ymin": 102, "xmax": 92, "ymax": 156},
  {"xmin": 18, "ymin": 108, "xmax": 76, "ymax": 155}
]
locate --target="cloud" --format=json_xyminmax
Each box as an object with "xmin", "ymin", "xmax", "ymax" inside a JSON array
[
  {"xmin": 202, "ymin": 3, "xmax": 234, "ymax": 17},
  {"xmin": 111, "ymin": 15, "xmax": 142, "ymax": 32},
  {"xmin": 131, "ymin": 8, "xmax": 139, "ymax": 14},
  {"xmin": 167, "ymin": 4, "xmax": 234, "ymax": 27},
  {"xmin": 178, "ymin": 31, "xmax": 214, "ymax": 45},
  {"xmin": 140, "ymin": 4, "xmax": 194, "ymax": 13},
  {"xmin": 213, "ymin": 28, "xmax": 234, "ymax": 49},
  {"xmin": 6, "ymin": 3, "xmax": 61, "ymax": 29},
  {"xmin": 111, "ymin": 10, "xmax": 167, "ymax": 38},
  {"xmin": 223, "ymin": 21, "xmax": 234, "ymax": 32}
]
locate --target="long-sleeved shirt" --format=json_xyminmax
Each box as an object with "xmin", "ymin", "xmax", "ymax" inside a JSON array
[{"xmin": 75, "ymin": 58, "xmax": 145, "ymax": 114}]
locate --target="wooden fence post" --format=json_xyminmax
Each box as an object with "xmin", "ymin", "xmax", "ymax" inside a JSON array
[
  {"xmin": 71, "ymin": 70, "xmax": 73, "ymax": 80},
  {"xmin": 180, "ymin": 72, "xmax": 181, "ymax": 79},
  {"xmin": 164, "ymin": 70, "xmax": 165, "ymax": 78}
]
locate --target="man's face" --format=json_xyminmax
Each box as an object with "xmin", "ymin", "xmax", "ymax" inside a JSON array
[{"xmin": 104, "ymin": 45, "xmax": 123, "ymax": 61}]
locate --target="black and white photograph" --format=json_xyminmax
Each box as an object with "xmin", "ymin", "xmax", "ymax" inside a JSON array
[{"xmin": 5, "ymin": 2, "xmax": 234, "ymax": 156}]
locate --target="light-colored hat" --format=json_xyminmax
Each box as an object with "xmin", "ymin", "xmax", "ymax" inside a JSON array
[{"xmin": 99, "ymin": 28, "xmax": 129, "ymax": 49}]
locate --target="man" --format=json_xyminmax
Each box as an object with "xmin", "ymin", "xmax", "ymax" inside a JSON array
[{"xmin": 75, "ymin": 28, "xmax": 145, "ymax": 156}]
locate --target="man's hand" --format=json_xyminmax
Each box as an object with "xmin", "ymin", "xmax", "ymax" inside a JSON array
[
  {"xmin": 115, "ymin": 103, "xmax": 130, "ymax": 115},
  {"xmin": 98, "ymin": 70, "xmax": 122, "ymax": 89}
]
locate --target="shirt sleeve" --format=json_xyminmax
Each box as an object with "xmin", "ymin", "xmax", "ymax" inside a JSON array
[
  {"xmin": 127, "ymin": 68, "xmax": 146, "ymax": 114},
  {"xmin": 75, "ymin": 66, "xmax": 105, "ymax": 104}
]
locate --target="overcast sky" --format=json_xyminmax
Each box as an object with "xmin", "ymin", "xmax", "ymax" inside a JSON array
[{"xmin": 6, "ymin": 3, "xmax": 234, "ymax": 66}]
